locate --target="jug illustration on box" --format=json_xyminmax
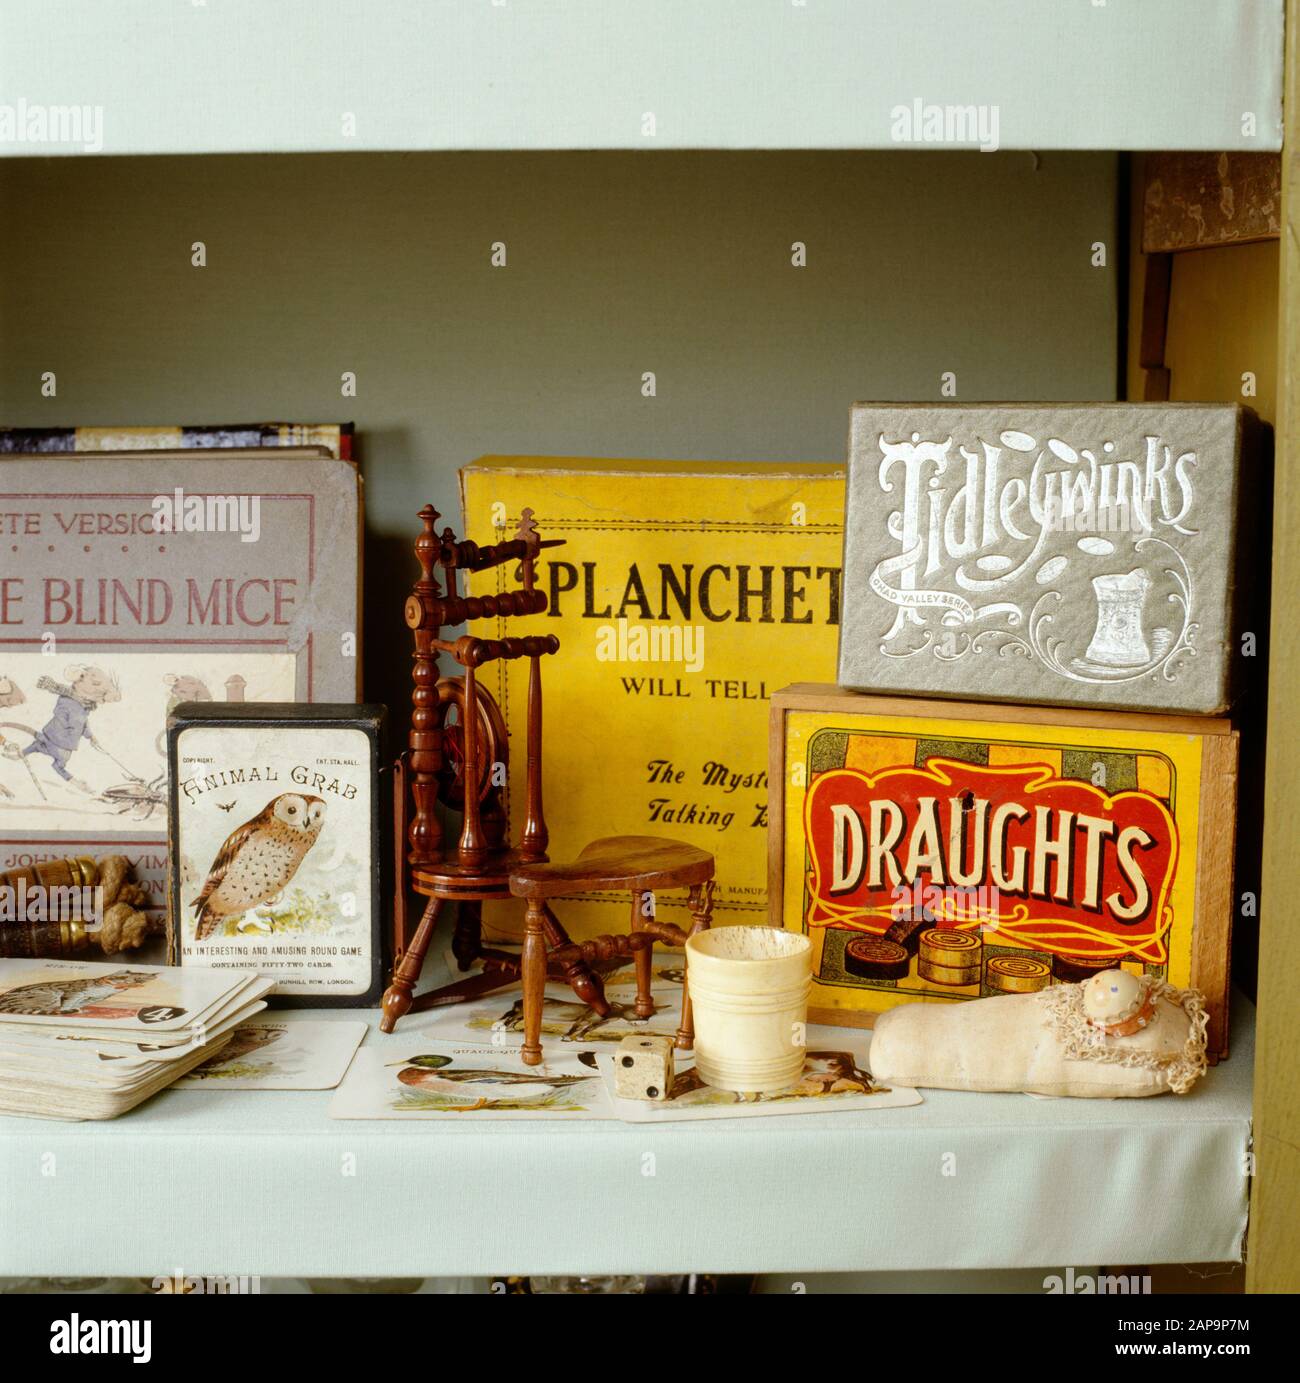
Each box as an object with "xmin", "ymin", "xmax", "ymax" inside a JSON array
[{"xmin": 1085, "ymin": 569, "xmax": 1152, "ymax": 668}]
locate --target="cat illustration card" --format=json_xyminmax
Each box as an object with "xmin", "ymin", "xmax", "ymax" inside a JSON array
[
  {"xmin": 0, "ymin": 957, "xmax": 261, "ymax": 1033},
  {"xmin": 176, "ymin": 1016, "xmax": 366, "ymax": 1090},
  {"xmin": 167, "ymin": 704, "xmax": 386, "ymax": 1007}
]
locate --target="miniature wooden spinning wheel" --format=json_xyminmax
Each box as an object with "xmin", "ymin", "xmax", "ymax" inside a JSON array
[
  {"xmin": 381, "ymin": 505, "xmax": 716, "ymax": 1064},
  {"xmin": 433, "ymin": 677, "xmax": 507, "ymax": 809}
]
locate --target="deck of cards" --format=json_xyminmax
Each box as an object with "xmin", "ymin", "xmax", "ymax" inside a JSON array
[{"xmin": 0, "ymin": 958, "xmax": 274, "ymax": 1120}]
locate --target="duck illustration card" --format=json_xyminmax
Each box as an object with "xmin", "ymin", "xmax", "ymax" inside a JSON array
[
  {"xmin": 596, "ymin": 1031, "xmax": 922, "ymax": 1123},
  {"xmin": 329, "ymin": 1040, "xmax": 613, "ymax": 1119},
  {"xmin": 176, "ymin": 1016, "xmax": 367, "ymax": 1089},
  {"xmin": 167, "ymin": 704, "xmax": 386, "ymax": 1007},
  {"xmin": 839, "ymin": 403, "xmax": 1264, "ymax": 713}
]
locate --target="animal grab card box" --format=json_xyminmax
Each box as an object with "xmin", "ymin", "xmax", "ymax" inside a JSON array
[
  {"xmin": 460, "ymin": 456, "xmax": 845, "ymax": 942},
  {"xmin": 166, "ymin": 703, "xmax": 386, "ymax": 1007},
  {"xmin": 769, "ymin": 685, "xmax": 1237, "ymax": 1059}
]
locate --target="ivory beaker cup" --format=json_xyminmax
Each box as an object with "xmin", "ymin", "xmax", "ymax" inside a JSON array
[{"xmin": 686, "ymin": 927, "xmax": 812, "ymax": 1093}]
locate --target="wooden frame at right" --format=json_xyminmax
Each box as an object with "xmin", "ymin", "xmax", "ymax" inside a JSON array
[{"xmin": 1248, "ymin": 0, "xmax": 1300, "ymax": 1296}]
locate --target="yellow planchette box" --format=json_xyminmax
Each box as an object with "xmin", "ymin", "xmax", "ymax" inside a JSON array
[
  {"xmin": 460, "ymin": 457, "xmax": 845, "ymax": 942},
  {"xmin": 769, "ymin": 685, "xmax": 1238, "ymax": 1059}
]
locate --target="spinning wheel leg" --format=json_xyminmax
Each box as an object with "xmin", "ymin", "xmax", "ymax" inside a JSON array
[
  {"xmin": 451, "ymin": 900, "xmax": 482, "ymax": 971},
  {"xmin": 676, "ymin": 880, "xmax": 715, "ymax": 1051},
  {"xmin": 521, "ymin": 898, "xmax": 547, "ymax": 1066},
  {"xmin": 380, "ymin": 894, "xmax": 442, "ymax": 1032},
  {"xmin": 408, "ymin": 963, "xmax": 519, "ymax": 1011},
  {"xmin": 542, "ymin": 904, "xmax": 609, "ymax": 1017}
]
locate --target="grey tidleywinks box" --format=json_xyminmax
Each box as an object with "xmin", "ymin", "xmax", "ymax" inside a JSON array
[
  {"xmin": 839, "ymin": 404, "xmax": 1264, "ymax": 714},
  {"xmin": 0, "ymin": 452, "xmax": 361, "ymax": 906}
]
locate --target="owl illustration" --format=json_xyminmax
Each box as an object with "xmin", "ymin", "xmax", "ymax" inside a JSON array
[{"xmin": 192, "ymin": 793, "xmax": 326, "ymax": 940}]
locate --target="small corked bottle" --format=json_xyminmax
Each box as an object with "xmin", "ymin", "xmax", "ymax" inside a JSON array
[{"xmin": 0, "ymin": 855, "xmax": 162, "ymax": 958}]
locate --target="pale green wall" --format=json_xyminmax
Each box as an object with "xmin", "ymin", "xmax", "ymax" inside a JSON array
[{"xmin": 0, "ymin": 150, "xmax": 1117, "ymax": 708}]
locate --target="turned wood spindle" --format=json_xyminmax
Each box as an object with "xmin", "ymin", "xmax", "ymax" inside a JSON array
[
  {"xmin": 519, "ymin": 653, "xmax": 548, "ymax": 861},
  {"xmin": 630, "ymin": 890, "xmax": 656, "ymax": 1019},
  {"xmin": 520, "ymin": 898, "xmax": 548, "ymax": 1065},
  {"xmin": 457, "ymin": 659, "xmax": 488, "ymax": 867},
  {"xmin": 675, "ymin": 879, "xmax": 715, "ymax": 1051},
  {"xmin": 407, "ymin": 505, "xmax": 444, "ymax": 867},
  {"xmin": 541, "ymin": 904, "xmax": 608, "ymax": 1015}
]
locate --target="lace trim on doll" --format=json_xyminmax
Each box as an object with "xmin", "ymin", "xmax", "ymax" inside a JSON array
[{"xmin": 1039, "ymin": 977, "xmax": 1209, "ymax": 1095}]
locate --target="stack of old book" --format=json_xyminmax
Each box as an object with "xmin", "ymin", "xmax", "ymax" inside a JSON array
[{"xmin": 0, "ymin": 958, "xmax": 273, "ymax": 1120}]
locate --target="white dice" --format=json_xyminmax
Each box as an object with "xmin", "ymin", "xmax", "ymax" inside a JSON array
[{"xmin": 614, "ymin": 1034, "xmax": 674, "ymax": 1101}]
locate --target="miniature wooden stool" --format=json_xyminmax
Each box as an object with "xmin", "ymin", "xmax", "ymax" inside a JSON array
[{"xmin": 509, "ymin": 837, "xmax": 715, "ymax": 1065}]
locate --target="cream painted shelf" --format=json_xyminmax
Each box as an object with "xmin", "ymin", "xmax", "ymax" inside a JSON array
[
  {"xmin": 0, "ymin": 995, "xmax": 1252, "ymax": 1279},
  {"xmin": 0, "ymin": 0, "xmax": 1283, "ymax": 158}
]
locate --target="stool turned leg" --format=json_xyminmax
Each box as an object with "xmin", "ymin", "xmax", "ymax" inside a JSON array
[
  {"xmin": 520, "ymin": 897, "xmax": 547, "ymax": 1066},
  {"xmin": 675, "ymin": 879, "xmax": 715, "ymax": 1051},
  {"xmin": 381, "ymin": 894, "xmax": 442, "ymax": 1032},
  {"xmin": 631, "ymin": 890, "xmax": 656, "ymax": 1019},
  {"xmin": 542, "ymin": 904, "xmax": 609, "ymax": 1017}
]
